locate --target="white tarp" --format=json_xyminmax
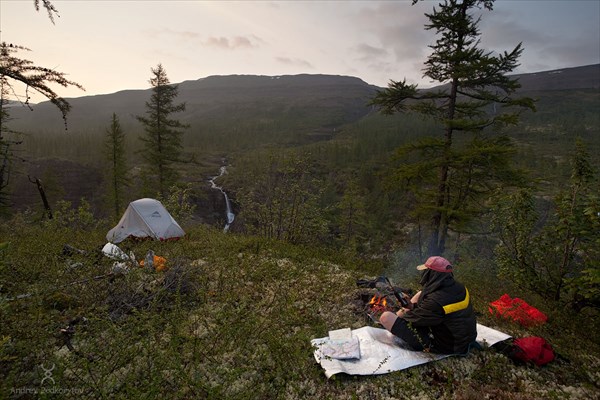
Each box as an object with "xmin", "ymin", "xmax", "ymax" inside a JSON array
[
  {"xmin": 106, "ymin": 198, "xmax": 185, "ymax": 243},
  {"xmin": 311, "ymin": 323, "xmax": 511, "ymax": 378}
]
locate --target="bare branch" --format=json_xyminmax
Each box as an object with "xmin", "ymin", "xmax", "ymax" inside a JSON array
[{"xmin": 33, "ymin": 0, "xmax": 60, "ymax": 24}]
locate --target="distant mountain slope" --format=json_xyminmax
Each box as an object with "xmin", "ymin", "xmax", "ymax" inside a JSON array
[
  {"xmin": 422, "ymin": 64, "xmax": 600, "ymax": 94},
  {"xmin": 8, "ymin": 65, "xmax": 598, "ymax": 137},
  {"xmin": 8, "ymin": 74, "xmax": 379, "ymax": 136},
  {"xmin": 512, "ymin": 64, "xmax": 599, "ymax": 92}
]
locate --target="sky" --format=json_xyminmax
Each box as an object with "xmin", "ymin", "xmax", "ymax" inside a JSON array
[{"xmin": 1, "ymin": 0, "xmax": 599, "ymax": 102}]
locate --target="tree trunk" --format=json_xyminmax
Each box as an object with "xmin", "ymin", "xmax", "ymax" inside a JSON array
[
  {"xmin": 29, "ymin": 176, "xmax": 52, "ymax": 219},
  {"xmin": 428, "ymin": 77, "xmax": 458, "ymax": 256}
]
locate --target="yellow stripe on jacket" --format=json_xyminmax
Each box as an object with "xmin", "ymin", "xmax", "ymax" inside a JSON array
[{"xmin": 443, "ymin": 288, "xmax": 470, "ymax": 314}]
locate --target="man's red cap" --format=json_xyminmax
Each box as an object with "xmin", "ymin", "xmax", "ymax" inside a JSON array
[{"xmin": 416, "ymin": 256, "xmax": 453, "ymax": 273}]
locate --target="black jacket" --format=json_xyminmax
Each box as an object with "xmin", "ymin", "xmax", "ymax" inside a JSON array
[{"xmin": 403, "ymin": 269, "xmax": 477, "ymax": 354}]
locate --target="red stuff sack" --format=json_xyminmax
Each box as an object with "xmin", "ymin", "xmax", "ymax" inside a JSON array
[
  {"xmin": 510, "ymin": 337, "xmax": 555, "ymax": 366},
  {"xmin": 489, "ymin": 294, "xmax": 548, "ymax": 327}
]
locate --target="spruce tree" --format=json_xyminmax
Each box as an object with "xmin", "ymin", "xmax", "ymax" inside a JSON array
[
  {"xmin": 137, "ymin": 64, "xmax": 189, "ymax": 197},
  {"xmin": 103, "ymin": 113, "xmax": 129, "ymax": 220},
  {"xmin": 371, "ymin": 0, "xmax": 535, "ymax": 255}
]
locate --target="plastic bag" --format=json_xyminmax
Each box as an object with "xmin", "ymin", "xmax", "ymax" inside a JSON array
[
  {"xmin": 102, "ymin": 242, "xmax": 130, "ymax": 261},
  {"xmin": 489, "ymin": 294, "xmax": 547, "ymax": 327}
]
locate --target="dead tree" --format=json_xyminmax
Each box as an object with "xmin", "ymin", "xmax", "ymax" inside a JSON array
[{"xmin": 28, "ymin": 175, "xmax": 52, "ymax": 219}]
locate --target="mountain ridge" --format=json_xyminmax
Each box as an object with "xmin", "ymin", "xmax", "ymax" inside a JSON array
[
  {"xmin": 510, "ymin": 63, "xmax": 600, "ymax": 91},
  {"xmin": 8, "ymin": 64, "xmax": 598, "ymax": 134},
  {"xmin": 19, "ymin": 64, "xmax": 600, "ymax": 107},
  {"xmin": 7, "ymin": 73, "xmax": 379, "ymax": 134}
]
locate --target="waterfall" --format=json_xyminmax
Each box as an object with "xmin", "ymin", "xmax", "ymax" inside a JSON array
[{"xmin": 209, "ymin": 165, "xmax": 235, "ymax": 232}]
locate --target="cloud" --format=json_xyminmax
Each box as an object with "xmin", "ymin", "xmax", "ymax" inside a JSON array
[
  {"xmin": 275, "ymin": 57, "xmax": 314, "ymax": 69},
  {"xmin": 353, "ymin": 43, "xmax": 388, "ymax": 62},
  {"xmin": 351, "ymin": 1, "xmax": 598, "ymax": 83},
  {"xmin": 480, "ymin": 17, "xmax": 547, "ymax": 51},
  {"xmin": 481, "ymin": 11, "xmax": 600, "ymax": 73},
  {"xmin": 145, "ymin": 28, "xmax": 264, "ymax": 50},
  {"xmin": 350, "ymin": 2, "xmax": 433, "ymax": 64},
  {"xmin": 145, "ymin": 27, "xmax": 201, "ymax": 41},
  {"xmin": 203, "ymin": 35, "xmax": 264, "ymax": 49}
]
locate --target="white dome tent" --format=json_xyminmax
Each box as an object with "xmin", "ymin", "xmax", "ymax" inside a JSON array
[{"xmin": 106, "ymin": 198, "xmax": 185, "ymax": 243}]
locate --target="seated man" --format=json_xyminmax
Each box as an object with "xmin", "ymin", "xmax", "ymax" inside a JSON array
[{"xmin": 379, "ymin": 256, "xmax": 477, "ymax": 354}]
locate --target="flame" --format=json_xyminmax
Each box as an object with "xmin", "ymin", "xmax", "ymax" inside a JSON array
[{"xmin": 369, "ymin": 295, "xmax": 388, "ymax": 308}]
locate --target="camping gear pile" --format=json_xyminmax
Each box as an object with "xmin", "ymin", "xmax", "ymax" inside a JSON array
[
  {"xmin": 508, "ymin": 337, "xmax": 555, "ymax": 366},
  {"xmin": 102, "ymin": 243, "xmax": 169, "ymax": 274},
  {"xmin": 139, "ymin": 251, "xmax": 168, "ymax": 272}
]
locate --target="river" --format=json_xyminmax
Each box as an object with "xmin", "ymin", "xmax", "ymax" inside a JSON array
[{"xmin": 209, "ymin": 165, "xmax": 235, "ymax": 232}]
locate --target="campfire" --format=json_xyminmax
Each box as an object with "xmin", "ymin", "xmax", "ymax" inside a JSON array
[
  {"xmin": 354, "ymin": 276, "xmax": 412, "ymax": 325},
  {"xmin": 368, "ymin": 294, "xmax": 391, "ymax": 314},
  {"xmin": 360, "ymin": 292, "xmax": 396, "ymax": 324}
]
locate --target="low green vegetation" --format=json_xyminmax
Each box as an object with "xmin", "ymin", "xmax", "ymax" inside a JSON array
[{"xmin": 1, "ymin": 215, "xmax": 599, "ymax": 398}]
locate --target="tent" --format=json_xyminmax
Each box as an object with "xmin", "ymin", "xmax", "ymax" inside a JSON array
[{"xmin": 106, "ymin": 198, "xmax": 185, "ymax": 243}]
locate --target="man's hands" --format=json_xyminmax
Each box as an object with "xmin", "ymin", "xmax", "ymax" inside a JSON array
[
  {"xmin": 401, "ymin": 292, "xmax": 414, "ymax": 310},
  {"xmin": 411, "ymin": 290, "xmax": 422, "ymax": 304},
  {"xmin": 396, "ymin": 290, "xmax": 420, "ymax": 317},
  {"xmin": 396, "ymin": 307, "xmax": 409, "ymax": 317}
]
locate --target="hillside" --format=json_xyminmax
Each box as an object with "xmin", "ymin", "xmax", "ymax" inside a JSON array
[
  {"xmin": 1, "ymin": 223, "xmax": 598, "ymax": 399},
  {"xmin": 7, "ymin": 65, "xmax": 599, "ymax": 137},
  {"xmin": 7, "ymin": 74, "xmax": 379, "ymax": 139},
  {"xmin": 512, "ymin": 64, "xmax": 600, "ymax": 92}
]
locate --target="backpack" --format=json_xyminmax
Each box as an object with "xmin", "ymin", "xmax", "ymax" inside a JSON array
[{"xmin": 507, "ymin": 337, "xmax": 555, "ymax": 366}]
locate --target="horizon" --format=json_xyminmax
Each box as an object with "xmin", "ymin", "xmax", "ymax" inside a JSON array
[{"xmin": 18, "ymin": 62, "xmax": 598, "ymax": 106}]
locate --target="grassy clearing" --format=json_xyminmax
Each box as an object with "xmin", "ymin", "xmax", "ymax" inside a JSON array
[{"xmin": 1, "ymin": 223, "xmax": 599, "ymax": 399}]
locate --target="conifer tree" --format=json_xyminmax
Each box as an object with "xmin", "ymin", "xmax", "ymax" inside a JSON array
[
  {"xmin": 136, "ymin": 64, "xmax": 189, "ymax": 197},
  {"xmin": 104, "ymin": 113, "xmax": 129, "ymax": 220},
  {"xmin": 371, "ymin": 0, "xmax": 535, "ymax": 255}
]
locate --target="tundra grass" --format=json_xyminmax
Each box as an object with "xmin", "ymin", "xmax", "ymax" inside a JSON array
[{"xmin": 1, "ymin": 223, "xmax": 598, "ymax": 399}]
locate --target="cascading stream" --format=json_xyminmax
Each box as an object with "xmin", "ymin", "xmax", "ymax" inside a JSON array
[{"xmin": 209, "ymin": 165, "xmax": 235, "ymax": 232}]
